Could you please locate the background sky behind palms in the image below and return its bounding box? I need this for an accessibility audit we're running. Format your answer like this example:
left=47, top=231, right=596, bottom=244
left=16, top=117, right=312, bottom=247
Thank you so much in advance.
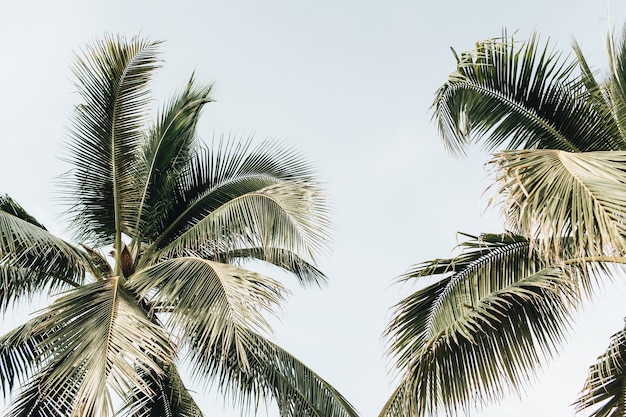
left=2, top=1, right=626, bottom=416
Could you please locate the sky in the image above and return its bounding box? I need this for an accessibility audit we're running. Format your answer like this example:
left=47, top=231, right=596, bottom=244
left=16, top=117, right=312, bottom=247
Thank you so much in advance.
left=2, top=1, right=626, bottom=416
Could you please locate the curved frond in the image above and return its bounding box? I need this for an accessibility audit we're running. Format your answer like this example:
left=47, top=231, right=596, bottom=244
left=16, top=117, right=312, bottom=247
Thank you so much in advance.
left=383, top=233, right=585, bottom=416
left=118, top=363, right=203, bottom=417
left=130, top=257, right=286, bottom=371
left=195, top=327, right=359, bottom=417
left=142, top=139, right=330, bottom=262
left=134, top=76, right=214, bottom=242
left=0, top=317, right=48, bottom=399
left=434, top=32, right=620, bottom=156
left=574, top=325, right=626, bottom=417
left=0, top=205, right=88, bottom=303
left=153, top=180, right=330, bottom=267
left=14, top=279, right=174, bottom=416
left=64, top=34, right=162, bottom=247
left=492, top=149, right=626, bottom=260
left=218, top=247, right=328, bottom=287
left=7, top=365, right=80, bottom=417
left=378, top=382, right=408, bottom=417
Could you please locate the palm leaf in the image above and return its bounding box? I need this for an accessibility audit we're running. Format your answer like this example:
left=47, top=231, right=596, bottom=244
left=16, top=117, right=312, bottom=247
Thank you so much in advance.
left=64, top=34, right=161, bottom=249
left=0, top=204, right=87, bottom=300
left=7, top=365, right=80, bottom=417
left=118, top=363, right=203, bottom=417
left=383, top=233, right=585, bottom=416
left=134, top=76, right=214, bottom=243
left=196, top=327, right=359, bottom=417
left=15, top=279, right=174, bottom=416
left=574, top=325, right=626, bottom=417
left=434, top=32, right=620, bottom=156
left=0, top=317, right=49, bottom=398
left=491, top=149, right=626, bottom=260
left=142, top=139, right=329, bottom=261
left=151, top=179, right=330, bottom=268
left=218, top=247, right=328, bottom=287
left=130, top=257, right=286, bottom=372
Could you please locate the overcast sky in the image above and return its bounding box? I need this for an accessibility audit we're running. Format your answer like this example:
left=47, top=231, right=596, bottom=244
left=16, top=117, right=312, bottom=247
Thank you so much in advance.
left=2, top=1, right=626, bottom=416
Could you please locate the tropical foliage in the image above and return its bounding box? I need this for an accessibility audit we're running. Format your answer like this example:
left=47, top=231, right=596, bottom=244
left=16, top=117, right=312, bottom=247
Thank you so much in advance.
left=0, top=34, right=359, bottom=417
left=382, top=28, right=626, bottom=417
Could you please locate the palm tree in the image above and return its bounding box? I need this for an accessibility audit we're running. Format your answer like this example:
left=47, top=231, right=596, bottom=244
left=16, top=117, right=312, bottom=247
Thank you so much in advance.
left=0, top=34, right=358, bottom=417
left=381, top=28, right=626, bottom=417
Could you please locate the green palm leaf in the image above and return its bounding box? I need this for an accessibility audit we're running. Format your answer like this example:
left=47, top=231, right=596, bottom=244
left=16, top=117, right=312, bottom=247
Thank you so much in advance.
left=0, top=200, right=87, bottom=300
left=383, top=233, right=585, bottom=416
left=152, top=179, right=330, bottom=267
left=118, top=363, right=203, bottom=417
left=199, top=327, right=359, bottom=417
left=0, top=317, right=48, bottom=398
left=64, top=34, right=161, bottom=251
left=219, top=247, right=328, bottom=287
left=130, top=257, right=286, bottom=371
left=434, top=32, right=620, bottom=156
left=7, top=365, right=80, bottom=417
left=13, top=280, right=174, bottom=416
left=492, top=149, right=626, bottom=260
left=143, top=139, right=328, bottom=259
left=135, top=76, right=214, bottom=243
left=574, top=324, right=626, bottom=417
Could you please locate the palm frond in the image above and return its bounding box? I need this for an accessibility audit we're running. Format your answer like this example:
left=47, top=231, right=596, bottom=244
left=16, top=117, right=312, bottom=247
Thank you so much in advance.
left=0, top=194, right=48, bottom=230
left=7, top=365, right=80, bottom=417
left=151, top=180, right=330, bottom=268
left=0, top=205, right=88, bottom=300
left=434, top=32, right=620, bottom=156
left=383, top=233, right=585, bottom=416
left=217, top=247, right=328, bottom=287
left=64, top=34, right=162, bottom=248
left=130, top=257, right=286, bottom=372
left=16, top=279, right=174, bottom=416
left=491, top=149, right=626, bottom=260
left=142, top=138, right=328, bottom=258
left=195, top=327, right=359, bottom=417
left=378, top=382, right=408, bottom=417
left=134, top=76, right=214, bottom=243
left=0, top=317, right=48, bottom=399
left=118, top=363, right=203, bottom=417
left=574, top=324, right=626, bottom=417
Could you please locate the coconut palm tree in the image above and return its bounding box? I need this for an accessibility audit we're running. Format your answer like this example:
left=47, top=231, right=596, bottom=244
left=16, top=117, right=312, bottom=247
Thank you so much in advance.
left=0, top=34, right=358, bottom=417
left=381, top=28, right=626, bottom=417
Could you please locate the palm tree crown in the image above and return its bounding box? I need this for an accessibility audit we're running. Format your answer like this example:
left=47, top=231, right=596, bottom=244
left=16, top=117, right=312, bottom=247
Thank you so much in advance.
left=381, top=28, right=626, bottom=417
left=0, top=34, right=358, bottom=417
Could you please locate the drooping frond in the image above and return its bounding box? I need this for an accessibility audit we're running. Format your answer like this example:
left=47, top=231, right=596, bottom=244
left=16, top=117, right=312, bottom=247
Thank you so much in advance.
left=434, top=32, right=620, bottom=156
left=0, top=200, right=87, bottom=303
left=491, top=149, right=626, bottom=260
left=135, top=76, right=214, bottom=243
left=7, top=364, right=80, bottom=417
left=150, top=179, right=330, bottom=268
left=11, top=279, right=174, bottom=416
left=130, top=257, right=286, bottom=373
left=218, top=247, right=328, bottom=287
left=574, top=324, right=626, bottom=417
left=383, top=233, right=585, bottom=417
left=198, top=327, right=359, bottom=417
left=0, top=317, right=47, bottom=399
left=64, top=34, right=162, bottom=247
left=118, top=363, right=203, bottom=417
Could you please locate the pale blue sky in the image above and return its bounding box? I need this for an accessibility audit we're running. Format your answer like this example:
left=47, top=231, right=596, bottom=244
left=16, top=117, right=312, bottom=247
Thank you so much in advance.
left=2, top=1, right=626, bottom=416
